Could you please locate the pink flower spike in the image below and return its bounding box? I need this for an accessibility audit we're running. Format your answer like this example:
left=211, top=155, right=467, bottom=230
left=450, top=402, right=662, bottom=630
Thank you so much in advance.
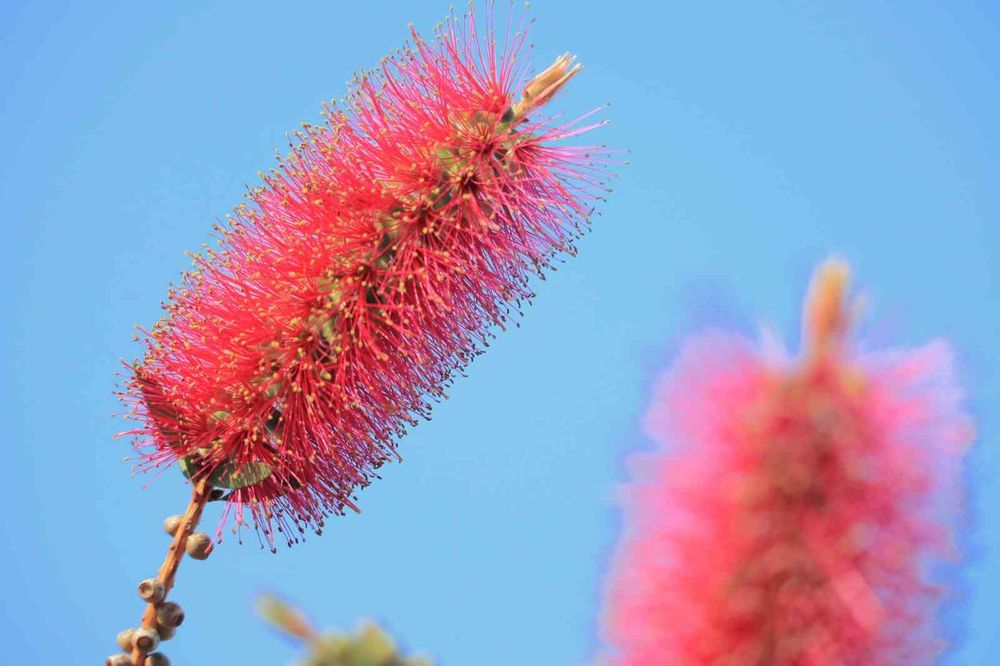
left=118, top=4, right=611, bottom=550
left=600, top=259, right=974, bottom=665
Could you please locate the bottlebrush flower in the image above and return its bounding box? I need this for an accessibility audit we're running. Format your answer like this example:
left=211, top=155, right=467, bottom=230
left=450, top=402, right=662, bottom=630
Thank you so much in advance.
left=600, top=259, right=973, bottom=665
left=119, top=7, right=609, bottom=550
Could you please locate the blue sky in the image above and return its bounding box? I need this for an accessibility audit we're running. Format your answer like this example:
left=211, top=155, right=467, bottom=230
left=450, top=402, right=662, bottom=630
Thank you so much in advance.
left=1, top=1, right=997, bottom=664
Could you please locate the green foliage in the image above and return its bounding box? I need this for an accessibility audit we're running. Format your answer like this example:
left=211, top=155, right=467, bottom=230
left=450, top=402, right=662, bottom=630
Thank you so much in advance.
left=257, top=595, right=315, bottom=641
left=209, top=460, right=273, bottom=489
left=256, top=595, right=432, bottom=666
left=300, top=623, right=432, bottom=666
left=179, top=450, right=273, bottom=489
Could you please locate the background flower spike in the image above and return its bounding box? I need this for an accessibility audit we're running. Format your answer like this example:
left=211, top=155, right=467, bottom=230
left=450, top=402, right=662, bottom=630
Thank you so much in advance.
left=600, top=257, right=974, bottom=665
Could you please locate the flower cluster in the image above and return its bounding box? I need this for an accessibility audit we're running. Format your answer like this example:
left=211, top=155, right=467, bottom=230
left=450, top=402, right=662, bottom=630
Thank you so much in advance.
left=601, top=260, right=972, bottom=665
left=121, top=8, right=607, bottom=549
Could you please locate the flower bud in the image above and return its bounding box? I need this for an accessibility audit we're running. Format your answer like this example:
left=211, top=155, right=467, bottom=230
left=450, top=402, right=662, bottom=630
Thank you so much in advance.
left=133, top=627, right=159, bottom=653
left=115, top=628, right=135, bottom=651
left=157, top=601, right=185, bottom=628
left=106, top=654, right=131, bottom=666
left=512, top=53, right=582, bottom=120
left=163, top=514, right=183, bottom=536
left=146, top=653, right=171, bottom=666
left=156, top=623, right=176, bottom=641
left=185, top=532, right=213, bottom=560
left=138, top=578, right=165, bottom=603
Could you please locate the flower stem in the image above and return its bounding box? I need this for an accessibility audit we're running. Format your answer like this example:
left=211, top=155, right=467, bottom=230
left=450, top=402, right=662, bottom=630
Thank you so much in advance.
left=131, top=477, right=213, bottom=665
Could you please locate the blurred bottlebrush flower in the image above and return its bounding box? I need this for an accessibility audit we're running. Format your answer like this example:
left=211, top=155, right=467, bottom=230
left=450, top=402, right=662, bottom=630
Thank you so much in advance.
left=600, top=259, right=973, bottom=665
left=118, top=6, right=609, bottom=550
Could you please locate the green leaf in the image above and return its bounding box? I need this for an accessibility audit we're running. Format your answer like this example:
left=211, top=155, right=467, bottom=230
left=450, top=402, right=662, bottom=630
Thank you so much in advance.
left=137, top=374, right=185, bottom=448
left=432, top=189, right=453, bottom=210
left=178, top=446, right=213, bottom=479
left=264, top=408, right=282, bottom=434
left=178, top=455, right=200, bottom=479
left=209, top=461, right=273, bottom=489
left=320, top=317, right=337, bottom=341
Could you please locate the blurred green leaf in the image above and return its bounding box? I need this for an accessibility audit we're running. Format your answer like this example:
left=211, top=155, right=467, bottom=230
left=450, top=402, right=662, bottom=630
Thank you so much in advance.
left=257, top=595, right=315, bottom=641
left=256, top=595, right=433, bottom=666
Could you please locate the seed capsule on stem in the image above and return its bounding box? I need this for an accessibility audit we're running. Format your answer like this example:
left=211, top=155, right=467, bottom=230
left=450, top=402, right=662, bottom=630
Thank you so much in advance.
left=106, top=654, right=131, bottom=666
left=133, top=627, right=160, bottom=653
left=115, top=628, right=135, bottom=651
left=156, top=624, right=176, bottom=641
left=185, top=532, right=213, bottom=560
left=137, top=578, right=165, bottom=603
left=156, top=601, right=185, bottom=628
left=163, top=514, right=183, bottom=536
left=146, top=653, right=171, bottom=666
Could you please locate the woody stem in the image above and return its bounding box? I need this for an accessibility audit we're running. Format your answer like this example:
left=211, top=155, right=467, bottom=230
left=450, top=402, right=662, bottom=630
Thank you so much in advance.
left=131, top=477, right=213, bottom=665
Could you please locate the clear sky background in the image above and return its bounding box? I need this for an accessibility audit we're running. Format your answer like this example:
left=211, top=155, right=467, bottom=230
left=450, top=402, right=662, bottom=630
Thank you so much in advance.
left=1, top=1, right=998, bottom=664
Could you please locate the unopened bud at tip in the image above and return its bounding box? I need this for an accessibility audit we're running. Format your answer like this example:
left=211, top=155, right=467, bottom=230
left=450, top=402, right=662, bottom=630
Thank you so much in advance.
left=512, top=52, right=583, bottom=121
left=804, top=257, right=852, bottom=358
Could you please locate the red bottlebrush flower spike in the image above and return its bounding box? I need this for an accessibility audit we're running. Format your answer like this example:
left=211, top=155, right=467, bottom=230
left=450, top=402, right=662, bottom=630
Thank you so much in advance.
left=119, top=7, right=609, bottom=550
left=600, top=259, right=973, bottom=665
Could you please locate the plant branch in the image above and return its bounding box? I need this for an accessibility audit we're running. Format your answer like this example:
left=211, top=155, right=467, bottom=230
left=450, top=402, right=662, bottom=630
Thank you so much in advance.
left=131, top=477, right=212, bottom=665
